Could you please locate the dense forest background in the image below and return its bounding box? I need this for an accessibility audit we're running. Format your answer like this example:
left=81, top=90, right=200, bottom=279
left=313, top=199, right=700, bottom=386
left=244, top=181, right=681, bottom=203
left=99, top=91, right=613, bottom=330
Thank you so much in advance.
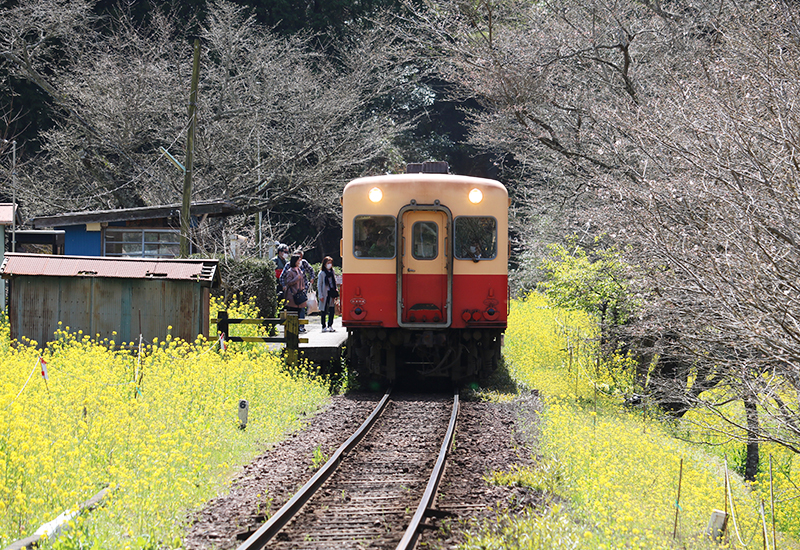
left=0, top=0, right=437, bottom=259
left=4, top=0, right=800, bottom=477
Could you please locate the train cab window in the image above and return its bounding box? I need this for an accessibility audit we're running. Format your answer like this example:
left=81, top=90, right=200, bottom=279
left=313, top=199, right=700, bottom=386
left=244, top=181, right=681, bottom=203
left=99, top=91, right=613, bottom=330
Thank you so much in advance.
left=454, top=216, right=497, bottom=261
left=354, top=215, right=396, bottom=258
left=412, top=221, right=438, bottom=260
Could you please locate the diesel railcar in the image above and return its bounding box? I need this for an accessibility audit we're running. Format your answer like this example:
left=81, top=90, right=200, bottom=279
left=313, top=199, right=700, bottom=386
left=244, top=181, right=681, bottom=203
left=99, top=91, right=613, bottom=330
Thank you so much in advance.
left=341, top=162, right=508, bottom=383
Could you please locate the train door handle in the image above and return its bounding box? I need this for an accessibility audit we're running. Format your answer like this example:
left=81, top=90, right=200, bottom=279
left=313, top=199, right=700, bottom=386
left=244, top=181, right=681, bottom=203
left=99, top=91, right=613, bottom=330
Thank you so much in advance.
left=407, top=268, right=416, bottom=272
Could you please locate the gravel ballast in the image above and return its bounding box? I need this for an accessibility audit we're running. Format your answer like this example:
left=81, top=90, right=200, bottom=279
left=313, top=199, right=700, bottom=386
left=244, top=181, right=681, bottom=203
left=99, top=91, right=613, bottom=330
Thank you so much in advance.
left=184, top=390, right=542, bottom=550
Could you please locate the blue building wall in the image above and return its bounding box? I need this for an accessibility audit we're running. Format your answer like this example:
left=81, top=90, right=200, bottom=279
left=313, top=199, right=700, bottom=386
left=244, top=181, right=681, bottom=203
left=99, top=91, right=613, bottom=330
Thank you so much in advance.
left=60, top=226, right=102, bottom=256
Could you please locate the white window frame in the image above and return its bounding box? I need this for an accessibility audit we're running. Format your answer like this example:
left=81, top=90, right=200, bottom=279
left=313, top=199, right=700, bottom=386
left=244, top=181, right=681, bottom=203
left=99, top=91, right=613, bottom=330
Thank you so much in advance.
left=103, top=228, right=182, bottom=258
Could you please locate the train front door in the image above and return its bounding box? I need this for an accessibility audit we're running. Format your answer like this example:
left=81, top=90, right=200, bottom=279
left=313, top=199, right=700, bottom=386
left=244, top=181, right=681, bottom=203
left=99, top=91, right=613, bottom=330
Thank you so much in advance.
left=399, top=208, right=452, bottom=327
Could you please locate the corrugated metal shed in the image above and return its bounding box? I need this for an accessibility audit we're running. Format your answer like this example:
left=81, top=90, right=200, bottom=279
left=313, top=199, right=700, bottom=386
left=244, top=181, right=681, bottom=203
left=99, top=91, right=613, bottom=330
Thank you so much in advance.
left=1, top=254, right=219, bottom=346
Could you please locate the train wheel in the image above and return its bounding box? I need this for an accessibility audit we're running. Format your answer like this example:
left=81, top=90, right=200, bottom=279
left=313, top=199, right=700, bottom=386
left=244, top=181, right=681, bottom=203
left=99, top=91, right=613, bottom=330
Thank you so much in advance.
left=346, top=330, right=392, bottom=391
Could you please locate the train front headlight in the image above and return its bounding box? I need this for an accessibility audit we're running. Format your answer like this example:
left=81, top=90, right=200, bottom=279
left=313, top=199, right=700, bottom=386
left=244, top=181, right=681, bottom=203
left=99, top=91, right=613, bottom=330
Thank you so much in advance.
left=368, top=187, right=383, bottom=202
left=468, top=188, right=483, bottom=204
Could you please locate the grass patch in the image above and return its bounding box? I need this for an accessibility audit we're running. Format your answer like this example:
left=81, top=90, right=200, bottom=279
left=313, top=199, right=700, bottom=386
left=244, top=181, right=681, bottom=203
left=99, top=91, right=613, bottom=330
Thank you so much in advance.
left=463, top=504, right=587, bottom=549
left=311, top=445, right=330, bottom=470
left=464, top=357, right=519, bottom=403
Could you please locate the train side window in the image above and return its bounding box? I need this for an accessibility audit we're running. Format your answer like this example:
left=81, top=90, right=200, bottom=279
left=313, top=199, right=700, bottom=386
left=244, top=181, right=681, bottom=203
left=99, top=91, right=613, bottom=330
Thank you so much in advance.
left=412, top=221, right=438, bottom=260
left=454, top=216, right=497, bottom=261
left=354, top=215, right=396, bottom=258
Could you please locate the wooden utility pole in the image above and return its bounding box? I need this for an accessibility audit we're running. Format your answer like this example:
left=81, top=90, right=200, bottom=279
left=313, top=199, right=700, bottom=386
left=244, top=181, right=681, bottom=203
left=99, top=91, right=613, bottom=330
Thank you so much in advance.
left=181, top=39, right=201, bottom=258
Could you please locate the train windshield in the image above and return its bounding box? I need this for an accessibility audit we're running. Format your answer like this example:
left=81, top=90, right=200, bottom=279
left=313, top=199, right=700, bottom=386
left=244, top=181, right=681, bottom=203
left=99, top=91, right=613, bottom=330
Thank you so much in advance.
left=354, top=215, right=396, bottom=258
left=454, top=216, right=497, bottom=261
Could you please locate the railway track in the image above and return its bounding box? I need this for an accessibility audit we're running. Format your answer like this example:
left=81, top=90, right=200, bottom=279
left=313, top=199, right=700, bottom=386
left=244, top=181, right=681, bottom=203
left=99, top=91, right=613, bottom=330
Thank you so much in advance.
left=236, top=390, right=459, bottom=550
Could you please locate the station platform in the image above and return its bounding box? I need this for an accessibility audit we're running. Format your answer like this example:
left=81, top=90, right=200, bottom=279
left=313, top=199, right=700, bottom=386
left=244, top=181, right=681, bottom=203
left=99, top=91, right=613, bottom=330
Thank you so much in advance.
left=272, top=314, right=348, bottom=367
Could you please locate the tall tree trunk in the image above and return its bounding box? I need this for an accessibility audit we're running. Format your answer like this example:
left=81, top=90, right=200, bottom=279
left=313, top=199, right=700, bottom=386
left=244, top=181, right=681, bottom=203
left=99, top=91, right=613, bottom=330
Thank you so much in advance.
left=744, top=394, right=760, bottom=482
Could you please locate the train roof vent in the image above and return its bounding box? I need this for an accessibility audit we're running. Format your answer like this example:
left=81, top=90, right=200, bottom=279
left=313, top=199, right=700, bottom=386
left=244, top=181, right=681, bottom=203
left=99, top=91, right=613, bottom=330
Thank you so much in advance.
left=406, top=161, right=450, bottom=174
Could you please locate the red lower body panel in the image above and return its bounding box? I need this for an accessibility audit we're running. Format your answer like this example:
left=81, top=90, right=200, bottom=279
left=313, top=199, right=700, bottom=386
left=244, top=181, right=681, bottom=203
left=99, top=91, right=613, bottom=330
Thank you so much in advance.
left=452, top=274, right=507, bottom=329
left=401, top=273, right=447, bottom=324
left=342, top=273, right=507, bottom=329
left=342, top=273, right=398, bottom=327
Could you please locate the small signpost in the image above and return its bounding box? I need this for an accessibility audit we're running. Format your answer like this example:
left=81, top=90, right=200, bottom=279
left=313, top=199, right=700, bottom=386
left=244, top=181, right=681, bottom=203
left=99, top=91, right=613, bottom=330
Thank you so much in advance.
left=707, top=509, right=728, bottom=542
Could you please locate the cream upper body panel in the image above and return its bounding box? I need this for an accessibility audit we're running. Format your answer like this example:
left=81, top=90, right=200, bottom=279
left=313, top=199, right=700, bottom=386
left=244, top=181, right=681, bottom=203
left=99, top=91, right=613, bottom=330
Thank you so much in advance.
left=342, top=173, right=508, bottom=275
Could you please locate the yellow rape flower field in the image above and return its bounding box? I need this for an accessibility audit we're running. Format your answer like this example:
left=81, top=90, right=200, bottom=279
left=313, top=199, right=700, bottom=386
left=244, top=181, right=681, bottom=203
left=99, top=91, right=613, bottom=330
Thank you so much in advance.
left=4, top=291, right=800, bottom=550
left=0, top=297, right=329, bottom=549
left=469, top=293, right=800, bottom=550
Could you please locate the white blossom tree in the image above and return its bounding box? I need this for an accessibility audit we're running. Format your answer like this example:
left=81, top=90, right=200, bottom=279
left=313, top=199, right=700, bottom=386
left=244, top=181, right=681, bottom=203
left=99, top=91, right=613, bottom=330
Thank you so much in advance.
left=0, top=0, right=409, bottom=239
left=397, top=0, right=800, bottom=476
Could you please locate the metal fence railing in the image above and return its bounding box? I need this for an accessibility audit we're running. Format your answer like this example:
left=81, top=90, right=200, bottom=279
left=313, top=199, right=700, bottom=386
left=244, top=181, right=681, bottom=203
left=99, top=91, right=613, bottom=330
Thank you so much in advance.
left=213, top=310, right=308, bottom=365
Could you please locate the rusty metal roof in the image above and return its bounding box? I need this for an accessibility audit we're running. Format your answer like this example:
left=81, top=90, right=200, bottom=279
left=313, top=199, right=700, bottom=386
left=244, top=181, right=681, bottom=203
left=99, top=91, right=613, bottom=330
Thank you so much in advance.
left=0, top=253, right=219, bottom=286
left=30, top=199, right=240, bottom=229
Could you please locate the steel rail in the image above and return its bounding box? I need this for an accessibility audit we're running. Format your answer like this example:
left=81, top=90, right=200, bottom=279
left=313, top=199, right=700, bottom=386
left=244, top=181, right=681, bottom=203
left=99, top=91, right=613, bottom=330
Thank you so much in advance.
left=235, top=389, right=392, bottom=550
left=396, top=389, right=460, bottom=550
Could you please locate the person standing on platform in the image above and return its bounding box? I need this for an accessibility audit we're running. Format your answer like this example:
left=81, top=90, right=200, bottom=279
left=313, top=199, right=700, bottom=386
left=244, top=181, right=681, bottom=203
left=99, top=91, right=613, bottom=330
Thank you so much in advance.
left=283, top=254, right=308, bottom=331
left=280, top=249, right=314, bottom=331
left=317, top=256, right=338, bottom=332
left=271, top=244, right=289, bottom=301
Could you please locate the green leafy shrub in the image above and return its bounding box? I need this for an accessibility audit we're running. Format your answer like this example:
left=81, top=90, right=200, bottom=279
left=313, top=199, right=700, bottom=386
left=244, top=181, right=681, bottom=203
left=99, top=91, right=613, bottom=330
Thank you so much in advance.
left=207, top=255, right=278, bottom=319
left=539, top=239, right=637, bottom=328
left=539, top=239, right=642, bottom=396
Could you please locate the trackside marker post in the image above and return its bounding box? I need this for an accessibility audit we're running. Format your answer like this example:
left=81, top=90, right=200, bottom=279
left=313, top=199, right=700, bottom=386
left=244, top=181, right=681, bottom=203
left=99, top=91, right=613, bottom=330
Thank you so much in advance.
left=39, top=356, right=49, bottom=392
left=706, top=510, right=728, bottom=542
left=238, top=399, right=248, bottom=429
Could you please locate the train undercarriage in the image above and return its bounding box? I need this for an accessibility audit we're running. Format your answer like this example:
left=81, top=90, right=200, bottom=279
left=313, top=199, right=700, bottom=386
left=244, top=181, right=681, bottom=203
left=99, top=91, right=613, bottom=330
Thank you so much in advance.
left=346, top=327, right=503, bottom=386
